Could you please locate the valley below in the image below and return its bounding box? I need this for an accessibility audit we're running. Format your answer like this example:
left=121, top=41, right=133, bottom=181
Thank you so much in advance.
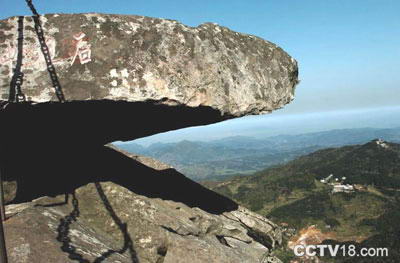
left=119, top=130, right=400, bottom=262
left=116, top=127, right=400, bottom=181
left=205, top=139, right=400, bottom=262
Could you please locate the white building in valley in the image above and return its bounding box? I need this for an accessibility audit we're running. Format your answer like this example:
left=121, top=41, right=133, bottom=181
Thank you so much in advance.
left=332, top=184, right=354, bottom=193
left=320, top=174, right=355, bottom=193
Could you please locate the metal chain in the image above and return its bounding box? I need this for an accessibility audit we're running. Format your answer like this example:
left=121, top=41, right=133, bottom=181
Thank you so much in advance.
left=25, top=0, right=66, bottom=103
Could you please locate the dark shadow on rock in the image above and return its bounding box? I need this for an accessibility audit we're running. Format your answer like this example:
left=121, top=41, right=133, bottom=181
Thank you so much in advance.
left=2, top=144, right=238, bottom=214
left=56, top=192, right=91, bottom=263
left=54, top=189, right=139, bottom=263
left=94, top=182, right=139, bottom=263
left=0, top=101, right=238, bottom=214
left=0, top=99, right=231, bottom=146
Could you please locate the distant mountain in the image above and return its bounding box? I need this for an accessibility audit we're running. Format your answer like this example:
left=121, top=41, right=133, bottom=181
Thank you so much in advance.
left=117, top=142, right=146, bottom=153
left=259, top=127, right=400, bottom=149
left=207, top=140, right=400, bottom=262
left=114, top=127, right=400, bottom=181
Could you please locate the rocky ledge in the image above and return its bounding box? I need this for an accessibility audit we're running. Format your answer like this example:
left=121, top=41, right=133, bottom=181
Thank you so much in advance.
left=0, top=13, right=298, bottom=146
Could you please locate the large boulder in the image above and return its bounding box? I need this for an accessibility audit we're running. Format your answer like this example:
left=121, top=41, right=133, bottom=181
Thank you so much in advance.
left=0, top=13, right=298, bottom=118
left=0, top=13, right=297, bottom=263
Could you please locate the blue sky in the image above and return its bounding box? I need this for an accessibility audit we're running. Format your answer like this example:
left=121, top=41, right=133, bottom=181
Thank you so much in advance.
left=1, top=0, right=399, bottom=144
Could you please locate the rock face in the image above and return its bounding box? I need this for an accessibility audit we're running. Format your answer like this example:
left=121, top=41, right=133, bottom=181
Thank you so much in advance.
left=4, top=147, right=283, bottom=263
left=0, top=12, right=298, bottom=263
left=0, top=13, right=298, bottom=117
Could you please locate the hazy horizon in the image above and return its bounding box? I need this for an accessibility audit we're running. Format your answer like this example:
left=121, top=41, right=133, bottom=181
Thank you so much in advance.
left=115, top=105, right=400, bottom=146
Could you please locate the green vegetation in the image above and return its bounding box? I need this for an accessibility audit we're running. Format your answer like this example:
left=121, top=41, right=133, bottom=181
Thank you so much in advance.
left=116, top=127, right=400, bottom=181
left=207, top=140, right=400, bottom=262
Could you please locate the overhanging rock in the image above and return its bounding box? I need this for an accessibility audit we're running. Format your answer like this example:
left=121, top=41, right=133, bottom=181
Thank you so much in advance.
left=0, top=13, right=298, bottom=119
left=0, top=13, right=296, bottom=262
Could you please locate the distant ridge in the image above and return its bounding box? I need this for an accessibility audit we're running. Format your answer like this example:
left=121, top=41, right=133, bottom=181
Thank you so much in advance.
left=115, top=127, right=400, bottom=180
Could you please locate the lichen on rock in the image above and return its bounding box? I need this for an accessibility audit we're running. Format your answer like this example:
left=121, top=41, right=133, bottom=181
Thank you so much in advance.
left=0, top=13, right=298, bottom=118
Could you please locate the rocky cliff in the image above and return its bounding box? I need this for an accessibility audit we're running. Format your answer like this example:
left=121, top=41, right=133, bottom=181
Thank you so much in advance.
left=0, top=12, right=298, bottom=263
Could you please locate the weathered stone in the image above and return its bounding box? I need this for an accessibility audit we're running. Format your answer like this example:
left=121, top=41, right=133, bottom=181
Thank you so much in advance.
left=5, top=205, right=132, bottom=263
left=0, top=13, right=298, bottom=117
left=4, top=148, right=283, bottom=263
left=0, top=12, right=297, bottom=263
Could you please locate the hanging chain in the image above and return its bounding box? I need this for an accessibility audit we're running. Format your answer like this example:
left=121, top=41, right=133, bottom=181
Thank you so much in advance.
left=25, top=0, right=66, bottom=103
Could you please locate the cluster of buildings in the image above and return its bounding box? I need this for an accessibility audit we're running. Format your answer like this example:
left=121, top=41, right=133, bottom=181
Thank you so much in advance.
left=375, top=138, right=390, bottom=149
left=319, top=174, right=355, bottom=193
